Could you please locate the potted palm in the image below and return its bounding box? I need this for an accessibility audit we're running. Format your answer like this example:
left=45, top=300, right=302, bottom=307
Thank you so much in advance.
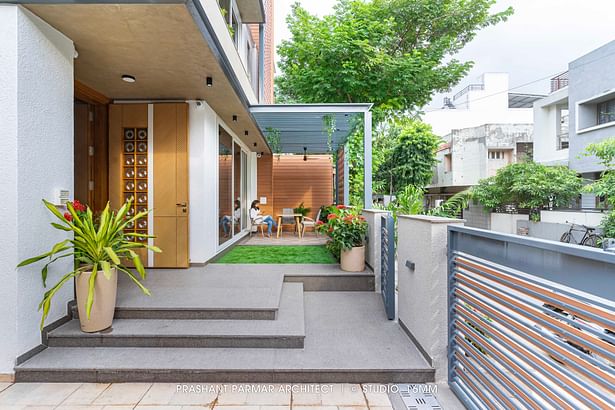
left=318, top=205, right=367, bottom=271
left=18, top=199, right=160, bottom=332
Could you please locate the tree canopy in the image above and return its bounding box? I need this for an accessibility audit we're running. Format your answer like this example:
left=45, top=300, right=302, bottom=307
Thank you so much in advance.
left=277, top=0, right=513, bottom=119
left=472, top=162, right=583, bottom=211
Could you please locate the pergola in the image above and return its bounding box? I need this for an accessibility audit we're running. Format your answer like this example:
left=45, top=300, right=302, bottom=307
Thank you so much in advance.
left=250, top=103, right=373, bottom=208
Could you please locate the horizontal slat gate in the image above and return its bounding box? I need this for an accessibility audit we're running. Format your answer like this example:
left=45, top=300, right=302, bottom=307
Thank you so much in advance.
left=381, top=214, right=395, bottom=320
left=447, top=226, right=615, bottom=409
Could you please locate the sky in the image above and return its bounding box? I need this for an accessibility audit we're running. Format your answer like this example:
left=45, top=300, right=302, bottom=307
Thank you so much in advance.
left=273, top=0, right=615, bottom=107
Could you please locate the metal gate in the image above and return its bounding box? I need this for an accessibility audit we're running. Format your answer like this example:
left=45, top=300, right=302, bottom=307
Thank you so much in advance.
left=381, top=213, right=395, bottom=320
left=448, top=226, right=615, bottom=409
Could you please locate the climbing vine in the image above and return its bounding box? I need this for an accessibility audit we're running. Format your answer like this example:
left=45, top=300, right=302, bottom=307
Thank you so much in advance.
left=265, top=127, right=282, bottom=155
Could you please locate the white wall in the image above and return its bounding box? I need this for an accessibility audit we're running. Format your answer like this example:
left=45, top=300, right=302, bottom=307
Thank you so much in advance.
left=188, top=101, right=219, bottom=263
left=533, top=87, right=569, bottom=166
left=0, top=5, right=74, bottom=374
left=540, top=210, right=605, bottom=228
left=423, top=73, right=534, bottom=137
left=490, top=213, right=528, bottom=235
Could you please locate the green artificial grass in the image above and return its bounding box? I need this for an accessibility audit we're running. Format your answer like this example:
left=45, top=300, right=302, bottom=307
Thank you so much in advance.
left=214, top=245, right=337, bottom=264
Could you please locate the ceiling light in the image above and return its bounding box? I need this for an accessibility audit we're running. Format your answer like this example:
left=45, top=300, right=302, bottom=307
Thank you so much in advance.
left=303, top=147, right=307, bottom=161
left=206, top=76, right=213, bottom=87
left=245, top=130, right=249, bottom=136
left=122, top=74, right=136, bottom=83
left=232, top=115, right=238, bottom=122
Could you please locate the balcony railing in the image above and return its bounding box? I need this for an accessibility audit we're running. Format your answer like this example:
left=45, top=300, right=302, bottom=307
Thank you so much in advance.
left=448, top=226, right=615, bottom=409
left=453, top=84, right=485, bottom=101
left=551, top=71, right=569, bottom=93
left=557, top=132, right=569, bottom=150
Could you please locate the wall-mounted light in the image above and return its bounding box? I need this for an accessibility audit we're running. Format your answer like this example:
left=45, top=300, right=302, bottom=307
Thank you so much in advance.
left=232, top=115, right=238, bottom=122
left=303, top=147, right=307, bottom=161
left=206, top=76, right=213, bottom=87
left=122, top=74, right=136, bottom=83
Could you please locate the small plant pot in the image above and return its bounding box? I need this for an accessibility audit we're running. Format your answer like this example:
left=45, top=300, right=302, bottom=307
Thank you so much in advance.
left=75, top=268, right=118, bottom=333
left=340, top=245, right=365, bottom=272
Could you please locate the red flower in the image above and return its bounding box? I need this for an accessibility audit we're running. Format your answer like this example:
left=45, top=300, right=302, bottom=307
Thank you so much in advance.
left=71, top=200, right=86, bottom=212
left=316, top=220, right=324, bottom=226
left=359, top=216, right=366, bottom=221
left=63, top=212, right=73, bottom=222
left=336, top=205, right=346, bottom=209
left=328, top=227, right=334, bottom=233
left=327, top=214, right=337, bottom=220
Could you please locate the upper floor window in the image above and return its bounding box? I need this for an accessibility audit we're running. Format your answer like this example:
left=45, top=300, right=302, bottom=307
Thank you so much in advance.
left=488, top=150, right=505, bottom=160
left=597, top=98, right=615, bottom=125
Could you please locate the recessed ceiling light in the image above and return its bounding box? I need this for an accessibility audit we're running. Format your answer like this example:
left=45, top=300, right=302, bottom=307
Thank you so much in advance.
left=122, top=74, right=136, bottom=83
left=206, top=76, right=213, bottom=87
left=232, top=115, right=238, bottom=122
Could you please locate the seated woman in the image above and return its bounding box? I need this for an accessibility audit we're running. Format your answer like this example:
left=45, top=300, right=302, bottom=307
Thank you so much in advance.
left=220, top=200, right=241, bottom=237
left=250, top=199, right=277, bottom=237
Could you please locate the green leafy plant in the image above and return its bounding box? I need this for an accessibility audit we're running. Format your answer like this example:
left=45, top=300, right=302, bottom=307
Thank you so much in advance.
left=317, top=205, right=368, bottom=258
left=265, top=127, right=282, bottom=154
left=472, top=162, right=583, bottom=218
left=18, top=199, right=161, bottom=328
left=583, top=137, right=615, bottom=239
left=293, top=202, right=311, bottom=217
left=601, top=211, right=615, bottom=240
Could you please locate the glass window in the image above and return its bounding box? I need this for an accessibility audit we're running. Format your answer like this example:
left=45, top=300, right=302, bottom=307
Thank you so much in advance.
left=241, top=151, right=248, bottom=230
left=218, top=127, right=233, bottom=245
left=233, top=142, right=242, bottom=236
left=597, top=98, right=615, bottom=125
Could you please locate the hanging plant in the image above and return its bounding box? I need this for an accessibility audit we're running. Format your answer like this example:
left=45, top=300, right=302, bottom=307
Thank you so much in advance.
left=322, top=114, right=336, bottom=153
left=265, top=127, right=282, bottom=157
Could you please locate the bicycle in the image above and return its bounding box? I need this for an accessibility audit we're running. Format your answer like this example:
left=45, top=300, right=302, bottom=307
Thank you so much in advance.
left=560, top=223, right=602, bottom=247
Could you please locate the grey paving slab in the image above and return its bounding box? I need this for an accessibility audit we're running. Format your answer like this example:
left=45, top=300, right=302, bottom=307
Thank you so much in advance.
left=117, top=267, right=284, bottom=310
left=17, top=292, right=433, bottom=383
left=50, top=284, right=305, bottom=348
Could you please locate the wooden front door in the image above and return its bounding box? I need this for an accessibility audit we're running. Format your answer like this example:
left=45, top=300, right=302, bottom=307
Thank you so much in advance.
left=153, top=103, right=189, bottom=268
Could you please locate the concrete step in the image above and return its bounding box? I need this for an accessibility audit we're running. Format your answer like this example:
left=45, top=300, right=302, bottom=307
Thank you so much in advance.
left=52, top=284, right=304, bottom=349
left=72, top=268, right=285, bottom=320
left=16, top=292, right=434, bottom=384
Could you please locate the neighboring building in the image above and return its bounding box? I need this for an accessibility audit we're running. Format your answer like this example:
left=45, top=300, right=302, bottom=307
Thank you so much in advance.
left=568, top=40, right=615, bottom=177
left=426, top=123, right=533, bottom=206
left=423, top=72, right=542, bottom=137
left=532, top=72, right=569, bottom=166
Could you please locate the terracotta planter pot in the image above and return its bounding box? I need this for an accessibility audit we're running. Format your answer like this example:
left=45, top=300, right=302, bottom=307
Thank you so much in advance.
left=340, top=245, right=365, bottom=272
left=75, top=268, right=118, bottom=333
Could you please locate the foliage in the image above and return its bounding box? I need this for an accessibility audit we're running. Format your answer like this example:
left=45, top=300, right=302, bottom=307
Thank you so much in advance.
left=601, top=212, right=615, bottom=240
left=277, top=0, right=513, bottom=121
left=317, top=205, right=368, bottom=257
left=265, top=127, right=282, bottom=154
left=429, top=190, right=473, bottom=218
left=583, top=137, right=615, bottom=238
left=322, top=114, right=336, bottom=153
left=214, top=245, right=336, bottom=264
left=17, top=199, right=160, bottom=328
left=472, top=162, right=583, bottom=213
left=374, top=119, right=441, bottom=195
left=293, top=202, right=311, bottom=217
left=583, top=137, right=615, bottom=204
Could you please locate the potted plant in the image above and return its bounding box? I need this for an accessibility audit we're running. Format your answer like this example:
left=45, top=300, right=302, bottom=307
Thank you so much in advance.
left=317, top=205, right=367, bottom=271
left=293, top=202, right=311, bottom=218
left=18, top=199, right=160, bottom=332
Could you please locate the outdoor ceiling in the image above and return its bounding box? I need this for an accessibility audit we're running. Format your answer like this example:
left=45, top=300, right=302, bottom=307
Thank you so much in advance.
left=24, top=3, right=268, bottom=152
left=250, top=104, right=372, bottom=154
left=508, top=92, right=546, bottom=109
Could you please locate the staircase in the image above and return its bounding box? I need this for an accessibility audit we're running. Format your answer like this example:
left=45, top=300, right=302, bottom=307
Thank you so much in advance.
left=15, top=264, right=434, bottom=383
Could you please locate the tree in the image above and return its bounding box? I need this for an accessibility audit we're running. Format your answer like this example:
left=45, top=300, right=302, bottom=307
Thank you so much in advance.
left=276, top=0, right=513, bottom=201
left=277, top=0, right=513, bottom=120
left=472, top=162, right=583, bottom=216
left=374, top=119, right=441, bottom=195
left=583, top=137, right=615, bottom=238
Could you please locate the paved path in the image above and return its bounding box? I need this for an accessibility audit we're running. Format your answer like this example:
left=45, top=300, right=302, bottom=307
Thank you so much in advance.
left=0, top=382, right=394, bottom=409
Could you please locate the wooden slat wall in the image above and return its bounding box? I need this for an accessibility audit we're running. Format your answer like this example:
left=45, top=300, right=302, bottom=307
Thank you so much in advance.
left=336, top=148, right=345, bottom=205
left=272, top=155, right=333, bottom=219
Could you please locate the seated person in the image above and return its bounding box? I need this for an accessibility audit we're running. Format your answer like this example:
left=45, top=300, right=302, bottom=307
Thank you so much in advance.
left=250, top=200, right=277, bottom=237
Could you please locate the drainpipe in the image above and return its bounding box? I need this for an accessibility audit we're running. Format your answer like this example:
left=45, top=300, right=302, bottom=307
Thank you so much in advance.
left=258, top=23, right=265, bottom=103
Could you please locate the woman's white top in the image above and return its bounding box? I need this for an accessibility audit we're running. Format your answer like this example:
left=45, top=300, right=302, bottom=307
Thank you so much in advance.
left=250, top=207, right=262, bottom=223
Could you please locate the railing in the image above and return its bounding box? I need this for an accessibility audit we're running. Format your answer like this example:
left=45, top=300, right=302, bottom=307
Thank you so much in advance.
left=551, top=71, right=569, bottom=93
left=453, top=84, right=485, bottom=101
left=381, top=214, right=396, bottom=320
left=557, top=132, right=569, bottom=150
left=448, top=226, right=615, bottom=409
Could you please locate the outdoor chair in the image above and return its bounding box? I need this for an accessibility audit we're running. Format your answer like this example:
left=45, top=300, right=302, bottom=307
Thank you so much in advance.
left=301, top=208, right=322, bottom=236
left=279, top=207, right=298, bottom=236
left=249, top=218, right=267, bottom=238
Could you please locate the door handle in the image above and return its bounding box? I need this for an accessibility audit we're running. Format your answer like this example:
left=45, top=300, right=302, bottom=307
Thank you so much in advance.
left=176, top=202, right=187, bottom=207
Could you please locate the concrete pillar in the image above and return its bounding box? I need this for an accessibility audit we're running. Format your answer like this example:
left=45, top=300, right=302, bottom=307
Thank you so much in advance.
left=397, top=215, right=464, bottom=383
left=362, top=209, right=390, bottom=293
left=0, top=5, right=74, bottom=377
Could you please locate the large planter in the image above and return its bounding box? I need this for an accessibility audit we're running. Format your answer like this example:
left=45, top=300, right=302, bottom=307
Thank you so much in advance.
left=75, top=268, right=118, bottom=332
left=341, top=245, right=365, bottom=272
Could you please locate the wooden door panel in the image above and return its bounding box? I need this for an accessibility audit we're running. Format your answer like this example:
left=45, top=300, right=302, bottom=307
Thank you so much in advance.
left=153, top=216, right=177, bottom=267
left=154, top=104, right=178, bottom=217
left=74, top=103, right=90, bottom=204
left=177, top=216, right=189, bottom=268
left=176, top=104, right=189, bottom=217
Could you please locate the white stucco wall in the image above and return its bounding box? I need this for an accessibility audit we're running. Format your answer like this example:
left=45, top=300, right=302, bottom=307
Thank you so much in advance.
left=0, top=5, right=74, bottom=374
left=533, top=87, right=569, bottom=166
left=490, top=213, right=528, bottom=235
left=188, top=101, right=219, bottom=263
left=540, top=210, right=605, bottom=228
left=397, top=215, right=464, bottom=383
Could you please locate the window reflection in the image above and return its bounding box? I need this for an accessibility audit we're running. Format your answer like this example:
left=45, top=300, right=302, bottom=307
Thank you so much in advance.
left=218, top=128, right=233, bottom=244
